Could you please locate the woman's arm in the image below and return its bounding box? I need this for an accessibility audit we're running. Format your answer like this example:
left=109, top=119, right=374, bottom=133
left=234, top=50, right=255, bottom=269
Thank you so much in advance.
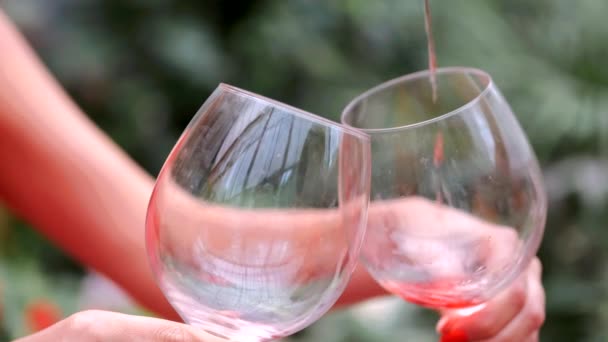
left=0, top=10, right=386, bottom=318
left=0, top=10, right=179, bottom=320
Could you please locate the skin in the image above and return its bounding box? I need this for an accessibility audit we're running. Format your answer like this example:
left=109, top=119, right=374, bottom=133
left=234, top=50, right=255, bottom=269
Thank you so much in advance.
left=13, top=310, right=225, bottom=342
left=0, top=10, right=544, bottom=341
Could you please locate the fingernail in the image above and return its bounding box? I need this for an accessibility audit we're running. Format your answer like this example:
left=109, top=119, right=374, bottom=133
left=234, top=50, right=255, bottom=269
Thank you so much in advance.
left=440, top=329, right=468, bottom=342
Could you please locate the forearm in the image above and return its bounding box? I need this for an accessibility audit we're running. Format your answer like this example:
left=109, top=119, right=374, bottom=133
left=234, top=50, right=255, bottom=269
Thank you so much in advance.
left=0, top=11, right=178, bottom=320
left=154, top=179, right=388, bottom=310
left=0, top=9, right=385, bottom=318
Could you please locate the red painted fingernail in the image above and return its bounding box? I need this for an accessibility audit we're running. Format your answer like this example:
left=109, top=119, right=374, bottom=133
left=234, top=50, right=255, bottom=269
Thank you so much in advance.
left=440, top=329, right=468, bottom=342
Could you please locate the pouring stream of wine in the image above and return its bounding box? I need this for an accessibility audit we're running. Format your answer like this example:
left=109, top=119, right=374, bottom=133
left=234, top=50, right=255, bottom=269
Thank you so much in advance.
left=424, top=0, right=446, bottom=207
left=424, top=0, right=438, bottom=103
left=425, top=4, right=488, bottom=337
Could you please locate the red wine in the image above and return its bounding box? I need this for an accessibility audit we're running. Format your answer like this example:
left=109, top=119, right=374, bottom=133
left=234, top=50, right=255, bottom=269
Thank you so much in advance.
left=424, top=0, right=438, bottom=102
left=433, top=132, right=446, bottom=204
left=381, top=279, right=484, bottom=309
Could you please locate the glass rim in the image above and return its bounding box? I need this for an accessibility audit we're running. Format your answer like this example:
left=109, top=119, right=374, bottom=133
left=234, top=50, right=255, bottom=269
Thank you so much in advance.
left=218, top=83, right=370, bottom=141
left=341, top=66, right=494, bottom=134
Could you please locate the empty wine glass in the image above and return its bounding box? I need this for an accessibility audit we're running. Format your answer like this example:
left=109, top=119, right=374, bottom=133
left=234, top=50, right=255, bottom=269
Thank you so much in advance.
left=146, top=84, right=371, bottom=341
left=341, top=67, right=546, bottom=314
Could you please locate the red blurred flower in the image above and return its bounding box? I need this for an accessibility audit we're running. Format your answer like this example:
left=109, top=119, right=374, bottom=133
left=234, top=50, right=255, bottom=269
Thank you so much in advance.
left=25, top=299, right=62, bottom=332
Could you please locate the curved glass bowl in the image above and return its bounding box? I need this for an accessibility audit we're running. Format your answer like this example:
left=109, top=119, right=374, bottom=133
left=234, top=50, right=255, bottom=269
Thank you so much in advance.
left=341, top=67, right=546, bottom=310
left=147, top=84, right=371, bottom=341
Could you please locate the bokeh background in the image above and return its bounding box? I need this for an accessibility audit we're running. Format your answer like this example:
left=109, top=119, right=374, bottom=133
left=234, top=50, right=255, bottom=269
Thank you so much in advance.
left=1, top=0, right=607, bottom=341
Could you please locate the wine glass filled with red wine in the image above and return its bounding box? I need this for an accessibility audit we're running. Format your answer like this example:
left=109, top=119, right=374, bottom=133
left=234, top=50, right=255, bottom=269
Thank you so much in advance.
left=341, top=67, right=546, bottom=315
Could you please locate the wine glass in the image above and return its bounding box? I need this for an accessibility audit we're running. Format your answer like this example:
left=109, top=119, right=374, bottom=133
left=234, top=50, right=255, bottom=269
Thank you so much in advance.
left=341, top=67, right=546, bottom=314
left=146, top=84, right=371, bottom=341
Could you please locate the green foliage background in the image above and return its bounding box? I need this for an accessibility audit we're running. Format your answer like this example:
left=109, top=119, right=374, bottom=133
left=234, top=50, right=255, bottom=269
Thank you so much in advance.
left=2, top=1, right=607, bottom=341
